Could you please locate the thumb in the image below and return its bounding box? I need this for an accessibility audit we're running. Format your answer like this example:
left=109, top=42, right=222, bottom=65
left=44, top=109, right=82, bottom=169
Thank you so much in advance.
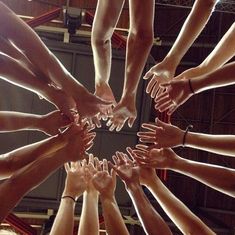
left=143, top=69, right=153, bottom=80
left=159, top=82, right=170, bottom=88
left=155, top=118, right=167, bottom=127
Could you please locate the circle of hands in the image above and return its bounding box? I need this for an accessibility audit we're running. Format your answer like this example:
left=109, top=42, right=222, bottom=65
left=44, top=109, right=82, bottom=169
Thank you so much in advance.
left=46, top=59, right=190, bottom=191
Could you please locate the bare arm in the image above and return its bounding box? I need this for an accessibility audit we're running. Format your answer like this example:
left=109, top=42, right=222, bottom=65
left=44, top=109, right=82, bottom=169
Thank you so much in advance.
left=110, top=152, right=172, bottom=235
left=133, top=147, right=235, bottom=198
left=78, top=156, right=99, bottom=235
left=50, top=162, right=86, bottom=235
left=144, top=0, right=217, bottom=98
left=175, top=22, right=235, bottom=80
left=92, top=159, right=129, bottom=235
left=0, top=110, right=71, bottom=136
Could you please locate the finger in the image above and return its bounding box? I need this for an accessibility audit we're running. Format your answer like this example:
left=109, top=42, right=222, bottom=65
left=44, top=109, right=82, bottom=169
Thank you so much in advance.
left=109, top=123, right=117, bottom=132
left=89, top=154, right=94, bottom=165
left=116, top=152, right=125, bottom=164
left=155, top=86, right=165, bottom=99
left=106, top=119, right=112, bottom=127
left=146, top=77, right=157, bottom=94
left=157, top=100, right=173, bottom=113
left=103, top=159, right=108, bottom=172
left=116, top=122, right=125, bottom=132
left=110, top=169, right=116, bottom=182
left=135, top=144, right=149, bottom=151
left=92, top=116, right=101, bottom=128
left=139, top=137, right=156, bottom=143
left=137, top=132, right=156, bottom=138
left=126, top=147, right=135, bottom=161
left=143, top=69, right=153, bottom=80
left=95, top=157, right=102, bottom=171
left=64, top=162, right=70, bottom=172
left=167, top=104, right=177, bottom=115
left=85, top=141, right=94, bottom=151
left=151, top=81, right=160, bottom=98
left=128, top=117, right=136, bottom=128
left=112, top=155, right=119, bottom=165
left=155, top=93, right=170, bottom=106
left=141, top=123, right=157, bottom=132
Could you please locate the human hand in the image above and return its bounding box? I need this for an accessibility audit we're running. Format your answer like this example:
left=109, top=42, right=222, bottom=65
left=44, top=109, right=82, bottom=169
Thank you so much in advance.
left=154, top=79, right=193, bottom=115
left=109, top=151, right=140, bottom=188
left=131, top=145, right=179, bottom=170
left=63, top=161, right=87, bottom=200
left=92, top=159, right=116, bottom=199
left=39, top=110, right=73, bottom=136
left=82, top=154, right=99, bottom=194
left=63, top=122, right=96, bottom=161
left=174, top=66, right=202, bottom=80
left=144, top=60, right=175, bottom=99
left=137, top=119, right=184, bottom=148
left=126, top=147, right=157, bottom=187
left=106, top=96, right=137, bottom=131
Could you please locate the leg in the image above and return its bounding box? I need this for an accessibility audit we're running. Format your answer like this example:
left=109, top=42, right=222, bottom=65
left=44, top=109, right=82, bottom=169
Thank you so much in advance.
left=91, top=0, right=125, bottom=106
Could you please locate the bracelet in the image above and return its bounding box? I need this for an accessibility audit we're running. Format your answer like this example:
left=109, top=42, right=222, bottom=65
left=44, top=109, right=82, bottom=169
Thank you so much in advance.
left=188, top=79, right=195, bottom=94
left=61, top=195, right=76, bottom=202
left=182, top=124, right=193, bottom=147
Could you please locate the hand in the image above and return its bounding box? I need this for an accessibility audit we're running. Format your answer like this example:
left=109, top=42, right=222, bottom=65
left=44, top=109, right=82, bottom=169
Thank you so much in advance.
left=154, top=79, right=193, bottom=115
left=63, top=161, right=87, bottom=199
left=40, top=110, right=72, bottom=136
left=106, top=96, right=137, bottom=131
left=144, top=60, right=175, bottom=99
left=95, top=82, right=117, bottom=120
left=64, top=122, right=96, bottom=161
left=82, top=154, right=99, bottom=194
left=131, top=145, right=179, bottom=170
left=109, top=151, right=140, bottom=188
left=72, top=89, right=112, bottom=119
left=92, top=159, right=116, bottom=199
left=126, top=147, right=157, bottom=187
left=137, top=119, right=184, bottom=148
left=174, top=66, right=202, bottom=80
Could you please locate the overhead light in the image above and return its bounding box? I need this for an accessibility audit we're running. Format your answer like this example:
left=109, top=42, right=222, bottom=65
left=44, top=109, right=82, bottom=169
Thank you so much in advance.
left=63, top=6, right=84, bottom=35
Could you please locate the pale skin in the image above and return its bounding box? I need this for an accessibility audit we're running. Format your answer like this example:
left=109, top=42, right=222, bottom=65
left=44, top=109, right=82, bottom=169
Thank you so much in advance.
left=144, top=0, right=217, bottom=99
left=0, top=110, right=72, bottom=136
left=0, top=128, right=93, bottom=223
left=109, top=151, right=172, bottom=235
left=92, top=158, right=129, bottom=235
left=174, top=22, right=235, bottom=81
left=50, top=162, right=87, bottom=235
left=92, top=0, right=154, bottom=131
left=0, top=123, right=96, bottom=179
left=0, top=2, right=111, bottom=121
left=155, top=31, right=235, bottom=114
left=126, top=148, right=215, bottom=235
left=138, top=118, right=235, bottom=157
left=131, top=146, right=235, bottom=198
left=77, top=155, right=99, bottom=235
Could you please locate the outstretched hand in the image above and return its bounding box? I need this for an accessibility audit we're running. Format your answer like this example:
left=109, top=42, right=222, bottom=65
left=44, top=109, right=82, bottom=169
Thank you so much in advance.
left=92, top=159, right=116, bottom=199
left=131, top=145, right=179, bottom=170
left=63, top=161, right=87, bottom=199
left=144, top=61, right=175, bottom=99
left=154, top=79, right=194, bottom=115
left=106, top=97, right=137, bottom=132
left=137, top=119, right=184, bottom=148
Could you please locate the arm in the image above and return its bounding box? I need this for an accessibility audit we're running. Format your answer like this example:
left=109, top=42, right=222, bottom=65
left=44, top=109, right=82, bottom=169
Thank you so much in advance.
left=0, top=110, right=71, bottom=136
left=110, top=152, right=171, bottom=235
left=92, top=158, right=129, bottom=235
left=147, top=175, right=215, bottom=235
left=154, top=61, right=235, bottom=114
left=77, top=155, right=99, bottom=235
left=50, top=162, right=86, bottom=235
left=132, top=146, right=235, bottom=197
left=0, top=123, right=95, bottom=222
left=144, top=0, right=217, bottom=98
left=175, top=22, right=235, bottom=80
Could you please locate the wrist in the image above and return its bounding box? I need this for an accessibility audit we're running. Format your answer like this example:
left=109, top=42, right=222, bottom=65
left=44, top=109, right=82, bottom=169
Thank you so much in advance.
left=61, top=195, right=76, bottom=203
left=126, top=182, right=141, bottom=192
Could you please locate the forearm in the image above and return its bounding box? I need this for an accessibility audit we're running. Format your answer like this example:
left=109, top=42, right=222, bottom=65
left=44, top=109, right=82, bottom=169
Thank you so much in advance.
left=122, top=33, right=153, bottom=99
left=165, top=0, right=216, bottom=67
left=78, top=191, right=99, bottom=235
left=0, top=111, right=42, bottom=132
left=100, top=195, right=129, bottom=235
left=191, top=62, right=235, bottom=94
left=147, top=178, right=214, bottom=235
left=50, top=198, right=76, bottom=235
left=127, top=183, right=171, bottom=235
left=185, top=131, right=235, bottom=157
left=0, top=149, right=66, bottom=222
left=1, top=133, right=67, bottom=179
left=171, top=157, right=235, bottom=197
left=198, top=22, right=235, bottom=73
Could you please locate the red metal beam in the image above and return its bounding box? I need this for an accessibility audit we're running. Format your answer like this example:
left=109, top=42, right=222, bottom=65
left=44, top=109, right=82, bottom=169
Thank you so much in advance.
left=85, top=11, right=126, bottom=50
left=26, top=7, right=61, bottom=28
left=4, top=213, right=37, bottom=235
